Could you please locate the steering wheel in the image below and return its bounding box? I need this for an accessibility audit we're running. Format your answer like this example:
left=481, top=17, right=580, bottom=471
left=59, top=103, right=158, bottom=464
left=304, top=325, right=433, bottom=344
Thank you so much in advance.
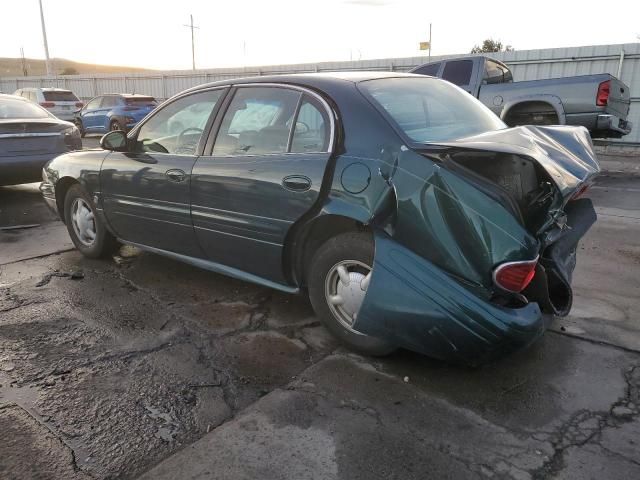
left=175, top=127, right=204, bottom=154
left=295, top=121, right=310, bottom=134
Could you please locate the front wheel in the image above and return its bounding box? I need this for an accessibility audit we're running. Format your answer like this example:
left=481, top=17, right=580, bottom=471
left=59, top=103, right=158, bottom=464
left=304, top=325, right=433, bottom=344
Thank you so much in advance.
left=308, top=232, right=396, bottom=356
left=110, top=119, right=124, bottom=131
left=64, top=184, right=118, bottom=258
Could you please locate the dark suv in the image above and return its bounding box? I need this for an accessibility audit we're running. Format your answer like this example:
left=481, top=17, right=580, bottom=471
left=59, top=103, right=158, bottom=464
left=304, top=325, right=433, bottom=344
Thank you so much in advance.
left=74, top=94, right=156, bottom=136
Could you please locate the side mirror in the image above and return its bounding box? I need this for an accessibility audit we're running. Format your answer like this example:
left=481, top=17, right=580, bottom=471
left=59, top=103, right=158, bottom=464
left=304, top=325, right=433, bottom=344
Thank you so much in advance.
left=100, top=130, right=128, bottom=152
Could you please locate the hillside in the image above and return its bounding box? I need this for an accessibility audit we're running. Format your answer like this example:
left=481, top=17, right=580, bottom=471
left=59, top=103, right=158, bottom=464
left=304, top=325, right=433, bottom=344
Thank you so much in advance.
left=0, top=57, right=155, bottom=77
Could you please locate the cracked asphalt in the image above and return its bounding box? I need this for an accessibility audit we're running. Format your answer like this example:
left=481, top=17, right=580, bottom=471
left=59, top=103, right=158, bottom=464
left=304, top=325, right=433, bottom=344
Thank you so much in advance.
left=1, top=147, right=639, bottom=479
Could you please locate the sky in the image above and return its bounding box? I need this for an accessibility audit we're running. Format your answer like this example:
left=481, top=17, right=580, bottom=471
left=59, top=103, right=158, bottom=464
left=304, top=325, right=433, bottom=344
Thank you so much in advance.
left=1, top=0, right=639, bottom=71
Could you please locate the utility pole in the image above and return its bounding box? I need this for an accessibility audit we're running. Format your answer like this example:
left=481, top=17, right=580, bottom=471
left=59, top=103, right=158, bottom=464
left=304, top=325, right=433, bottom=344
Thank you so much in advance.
left=38, top=0, right=52, bottom=76
left=428, top=23, right=432, bottom=61
left=183, top=14, right=199, bottom=70
left=20, top=47, right=28, bottom=76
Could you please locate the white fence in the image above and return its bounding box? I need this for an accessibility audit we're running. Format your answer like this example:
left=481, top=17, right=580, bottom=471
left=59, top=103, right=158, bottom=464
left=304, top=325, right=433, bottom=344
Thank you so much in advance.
left=2, top=43, right=639, bottom=144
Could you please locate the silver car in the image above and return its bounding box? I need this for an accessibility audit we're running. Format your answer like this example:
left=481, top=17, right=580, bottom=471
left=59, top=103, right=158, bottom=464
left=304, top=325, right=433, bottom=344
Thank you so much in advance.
left=13, top=87, right=84, bottom=122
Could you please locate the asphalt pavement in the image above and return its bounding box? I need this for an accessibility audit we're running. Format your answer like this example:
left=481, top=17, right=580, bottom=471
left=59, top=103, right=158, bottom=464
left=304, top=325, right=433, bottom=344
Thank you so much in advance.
left=0, top=145, right=639, bottom=479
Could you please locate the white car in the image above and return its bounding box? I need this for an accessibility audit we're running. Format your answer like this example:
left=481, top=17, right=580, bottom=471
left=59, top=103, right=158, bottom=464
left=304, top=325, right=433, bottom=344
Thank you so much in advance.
left=13, top=87, right=83, bottom=121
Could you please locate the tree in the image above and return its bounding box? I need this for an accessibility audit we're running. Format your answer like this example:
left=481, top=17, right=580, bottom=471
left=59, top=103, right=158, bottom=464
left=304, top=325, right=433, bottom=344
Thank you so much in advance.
left=471, top=39, right=513, bottom=54
left=60, top=67, right=79, bottom=75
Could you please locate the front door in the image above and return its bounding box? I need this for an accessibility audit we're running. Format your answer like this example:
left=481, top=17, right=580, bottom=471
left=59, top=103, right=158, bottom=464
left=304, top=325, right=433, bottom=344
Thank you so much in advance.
left=191, top=86, right=334, bottom=283
left=81, top=96, right=103, bottom=131
left=100, top=88, right=227, bottom=257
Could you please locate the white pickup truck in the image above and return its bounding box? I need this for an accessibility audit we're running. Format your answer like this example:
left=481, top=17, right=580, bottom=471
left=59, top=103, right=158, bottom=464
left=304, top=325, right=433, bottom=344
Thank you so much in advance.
left=411, top=55, right=632, bottom=138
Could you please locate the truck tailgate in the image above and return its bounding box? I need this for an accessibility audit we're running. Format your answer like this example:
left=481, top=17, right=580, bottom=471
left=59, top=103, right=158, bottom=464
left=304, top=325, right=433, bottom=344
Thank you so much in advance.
left=605, top=76, right=631, bottom=118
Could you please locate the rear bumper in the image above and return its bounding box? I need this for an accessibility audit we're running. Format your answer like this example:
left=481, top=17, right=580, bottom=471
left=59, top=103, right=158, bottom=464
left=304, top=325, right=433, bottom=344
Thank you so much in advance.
left=0, top=152, right=64, bottom=186
left=354, top=232, right=550, bottom=365
left=595, top=114, right=632, bottom=137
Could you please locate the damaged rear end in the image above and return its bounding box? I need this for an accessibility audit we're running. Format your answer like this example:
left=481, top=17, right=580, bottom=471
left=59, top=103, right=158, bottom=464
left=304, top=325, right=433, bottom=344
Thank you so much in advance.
left=354, top=125, right=599, bottom=364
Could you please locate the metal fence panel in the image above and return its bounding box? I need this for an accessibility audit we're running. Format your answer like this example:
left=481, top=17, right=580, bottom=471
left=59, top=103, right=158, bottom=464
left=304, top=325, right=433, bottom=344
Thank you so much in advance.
left=2, top=42, right=639, bottom=144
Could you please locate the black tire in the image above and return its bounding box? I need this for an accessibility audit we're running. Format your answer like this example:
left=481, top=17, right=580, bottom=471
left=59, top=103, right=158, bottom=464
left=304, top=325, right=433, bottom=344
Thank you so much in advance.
left=75, top=119, right=86, bottom=138
left=110, top=119, right=124, bottom=131
left=63, top=184, right=118, bottom=258
left=308, top=232, right=397, bottom=356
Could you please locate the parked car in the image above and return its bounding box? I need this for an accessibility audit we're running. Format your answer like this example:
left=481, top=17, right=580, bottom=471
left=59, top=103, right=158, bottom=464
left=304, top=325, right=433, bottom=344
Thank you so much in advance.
left=13, top=87, right=83, bottom=122
left=0, top=94, right=81, bottom=186
left=40, top=73, right=599, bottom=364
left=74, top=94, right=157, bottom=137
left=411, top=55, right=632, bottom=138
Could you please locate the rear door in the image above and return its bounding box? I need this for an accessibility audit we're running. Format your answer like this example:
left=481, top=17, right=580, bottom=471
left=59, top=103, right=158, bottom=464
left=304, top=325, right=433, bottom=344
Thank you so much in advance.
left=191, top=85, right=334, bottom=283
left=95, top=95, right=117, bottom=131
left=101, top=88, right=226, bottom=256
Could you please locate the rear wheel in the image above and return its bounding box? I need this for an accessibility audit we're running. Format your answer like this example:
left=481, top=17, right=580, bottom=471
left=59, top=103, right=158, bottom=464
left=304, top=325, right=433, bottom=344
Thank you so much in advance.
left=110, top=119, right=124, bottom=131
left=308, top=232, right=396, bottom=356
left=64, top=184, right=118, bottom=258
left=75, top=119, right=86, bottom=138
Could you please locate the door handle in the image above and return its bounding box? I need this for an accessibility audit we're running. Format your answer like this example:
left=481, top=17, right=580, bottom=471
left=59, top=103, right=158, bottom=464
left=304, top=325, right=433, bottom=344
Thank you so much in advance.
left=282, top=175, right=311, bottom=192
left=166, top=169, right=187, bottom=182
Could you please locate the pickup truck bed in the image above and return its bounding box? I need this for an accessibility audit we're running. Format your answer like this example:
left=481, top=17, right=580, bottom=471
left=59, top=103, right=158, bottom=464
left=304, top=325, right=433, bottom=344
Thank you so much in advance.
left=411, top=56, right=632, bottom=138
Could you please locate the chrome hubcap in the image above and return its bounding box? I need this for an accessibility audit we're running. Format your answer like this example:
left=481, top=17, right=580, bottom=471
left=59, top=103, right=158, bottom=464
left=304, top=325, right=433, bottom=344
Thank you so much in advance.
left=71, top=198, right=96, bottom=246
left=325, top=260, right=372, bottom=334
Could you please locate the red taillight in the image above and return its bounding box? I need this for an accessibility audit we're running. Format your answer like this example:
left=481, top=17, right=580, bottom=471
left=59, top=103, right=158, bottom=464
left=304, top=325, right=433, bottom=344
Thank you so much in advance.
left=75, top=102, right=84, bottom=108
left=596, top=80, right=610, bottom=106
left=40, top=101, right=55, bottom=108
left=493, top=257, right=538, bottom=293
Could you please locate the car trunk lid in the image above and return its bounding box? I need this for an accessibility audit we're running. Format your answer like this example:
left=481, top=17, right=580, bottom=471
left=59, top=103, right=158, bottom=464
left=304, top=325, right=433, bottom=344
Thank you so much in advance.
left=432, top=125, right=600, bottom=206
left=0, top=119, right=66, bottom=157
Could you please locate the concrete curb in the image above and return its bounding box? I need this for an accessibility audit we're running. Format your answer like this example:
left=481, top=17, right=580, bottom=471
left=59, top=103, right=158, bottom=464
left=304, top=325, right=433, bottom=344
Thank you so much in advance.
left=597, top=154, right=640, bottom=175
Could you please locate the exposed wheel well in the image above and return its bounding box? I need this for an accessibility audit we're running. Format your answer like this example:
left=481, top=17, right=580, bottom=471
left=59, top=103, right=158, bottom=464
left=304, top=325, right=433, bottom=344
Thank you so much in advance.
left=503, top=101, right=559, bottom=127
left=54, top=177, right=79, bottom=223
left=288, top=215, right=372, bottom=287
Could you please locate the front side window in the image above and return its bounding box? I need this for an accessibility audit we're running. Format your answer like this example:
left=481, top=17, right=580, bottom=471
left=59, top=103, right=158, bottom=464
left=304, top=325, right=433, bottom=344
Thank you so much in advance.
left=135, top=89, right=224, bottom=155
left=213, top=87, right=301, bottom=156
left=441, top=60, right=473, bottom=86
left=85, top=97, right=102, bottom=110
left=359, top=77, right=505, bottom=143
left=0, top=97, right=51, bottom=119
left=290, top=97, right=329, bottom=153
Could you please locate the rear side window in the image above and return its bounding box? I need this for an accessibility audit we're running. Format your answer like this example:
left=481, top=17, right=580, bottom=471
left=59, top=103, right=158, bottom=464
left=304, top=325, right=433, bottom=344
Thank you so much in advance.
left=484, top=61, right=513, bottom=85
left=43, top=91, right=79, bottom=102
left=126, top=97, right=156, bottom=106
left=290, top=97, right=329, bottom=153
left=412, top=63, right=441, bottom=77
left=213, top=87, right=301, bottom=156
left=442, top=60, right=473, bottom=86
left=101, top=96, right=118, bottom=108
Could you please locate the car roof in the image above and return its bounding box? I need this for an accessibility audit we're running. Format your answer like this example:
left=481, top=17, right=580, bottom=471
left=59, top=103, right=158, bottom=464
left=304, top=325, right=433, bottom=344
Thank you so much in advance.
left=181, top=71, right=427, bottom=95
left=0, top=93, right=29, bottom=101
left=41, top=88, right=73, bottom=92
left=101, top=93, right=155, bottom=98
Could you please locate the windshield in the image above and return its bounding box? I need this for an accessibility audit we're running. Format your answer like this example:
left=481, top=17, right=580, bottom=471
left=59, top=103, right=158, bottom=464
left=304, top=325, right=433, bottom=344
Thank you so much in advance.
left=0, top=97, right=52, bottom=119
left=43, top=90, right=79, bottom=102
left=359, top=77, right=505, bottom=143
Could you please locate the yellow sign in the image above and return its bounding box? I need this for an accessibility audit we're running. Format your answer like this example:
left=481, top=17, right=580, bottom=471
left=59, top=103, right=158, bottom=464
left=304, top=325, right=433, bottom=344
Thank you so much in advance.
left=419, top=41, right=430, bottom=51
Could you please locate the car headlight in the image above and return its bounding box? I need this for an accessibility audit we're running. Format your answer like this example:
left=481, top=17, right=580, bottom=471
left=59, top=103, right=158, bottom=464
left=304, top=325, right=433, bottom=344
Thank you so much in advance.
left=63, top=125, right=80, bottom=138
